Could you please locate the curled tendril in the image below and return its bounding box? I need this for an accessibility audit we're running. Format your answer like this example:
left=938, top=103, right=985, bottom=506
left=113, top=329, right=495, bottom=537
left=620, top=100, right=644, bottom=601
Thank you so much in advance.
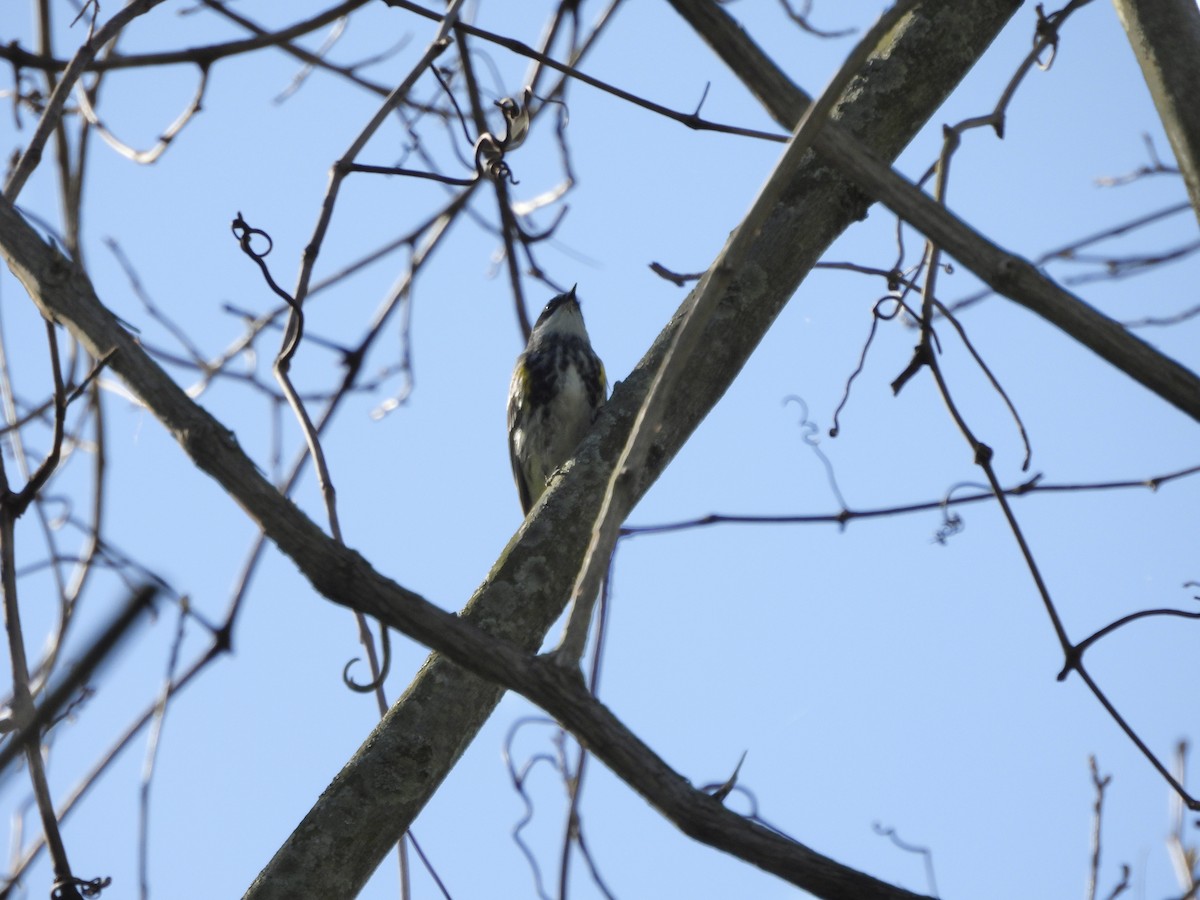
left=496, top=86, right=533, bottom=152
left=473, top=87, right=536, bottom=184
left=342, top=625, right=391, bottom=694
left=229, top=212, right=303, bottom=363
left=502, top=716, right=565, bottom=900
left=230, top=213, right=273, bottom=259
left=875, top=295, right=906, bottom=321
left=1033, top=3, right=1060, bottom=70
left=829, top=295, right=906, bottom=438
left=932, top=511, right=964, bottom=546
left=52, top=876, right=112, bottom=899
left=935, top=482, right=989, bottom=545
left=474, top=136, right=518, bottom=184
left=783, top=395, right=849, bottom=519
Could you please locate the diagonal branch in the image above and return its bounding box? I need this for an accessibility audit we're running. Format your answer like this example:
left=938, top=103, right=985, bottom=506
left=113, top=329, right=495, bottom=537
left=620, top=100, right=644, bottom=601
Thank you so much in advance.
left=0, top=192, right=929, bottom=900
left=551, top=0, right=922, bottom=666
left=826, top=136, right=1200, bottom=420
left=1112, top=0, right=1200, bottom=227
left=244, top=0, right=1017, bottom=894
left=248, top=0, right=1019, bottom=894
left=669, top=0, right=1200, bottom=423
left=3, top=1, right=1021, bottom=896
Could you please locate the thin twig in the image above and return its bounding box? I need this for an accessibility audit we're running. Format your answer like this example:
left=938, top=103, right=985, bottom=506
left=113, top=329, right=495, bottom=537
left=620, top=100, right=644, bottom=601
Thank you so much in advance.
left=0, top=585, right=158, bottom=777
left=1086, top=756, right=1111, bottom=900
left=4, top=0, right=173, bottom=199
left=74, top=63, right=209, bottom=164
left=10, top=321, right=67, bottom=514
left=0, top=0, right=376, bottom=75
left=385, top=0, right=788, bottom=144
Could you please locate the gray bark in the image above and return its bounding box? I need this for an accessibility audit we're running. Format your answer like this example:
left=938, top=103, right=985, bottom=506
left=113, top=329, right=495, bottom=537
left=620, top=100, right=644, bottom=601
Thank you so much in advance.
left=0, top=2, right=1024, bottom=898
left=243, top=1, right=1020, bottom=897
left=1113, top=0, right=1200, bottom=228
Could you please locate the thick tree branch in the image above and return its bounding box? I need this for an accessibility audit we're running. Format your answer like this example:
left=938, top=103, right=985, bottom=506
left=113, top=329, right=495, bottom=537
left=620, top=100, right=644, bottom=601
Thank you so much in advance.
left=669, top=0, right=1200, bottom=423
left=0, top=193, right=929, bottom=900
left=245, top=1, right=1020, bottom=895
left=2, top=0, right=1021, bottom=895
left=1112, top=0, right=1200, bottom=228
left=551, top=0, right=922, bottom=666
left=829, top=136, right=1200, bottom=420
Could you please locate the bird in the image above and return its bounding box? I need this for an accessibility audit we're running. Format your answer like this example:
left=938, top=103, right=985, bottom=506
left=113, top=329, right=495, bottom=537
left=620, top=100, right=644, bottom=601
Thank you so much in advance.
left=507, top=285, right=607, bottom=515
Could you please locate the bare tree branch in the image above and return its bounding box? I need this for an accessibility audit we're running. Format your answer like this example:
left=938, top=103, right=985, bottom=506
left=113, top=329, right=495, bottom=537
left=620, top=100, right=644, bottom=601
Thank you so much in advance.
left=2, top=1, right=1023, bottom=896
left=1112, top=0, right=1200, bottom=226
left=0, top=1, right=375, bottom=76
left=669, top=0, right=1200, bottom=423
left=0, top=189, right=934, bottom=900
left=4, top=0, right=172, bottom=200
left=551, top=0, right=923, bottom=667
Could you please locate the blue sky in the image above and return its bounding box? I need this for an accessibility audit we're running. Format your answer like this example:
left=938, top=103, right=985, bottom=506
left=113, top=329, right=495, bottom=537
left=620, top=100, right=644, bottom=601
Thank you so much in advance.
left=1, top=2, right=1198, bottom=898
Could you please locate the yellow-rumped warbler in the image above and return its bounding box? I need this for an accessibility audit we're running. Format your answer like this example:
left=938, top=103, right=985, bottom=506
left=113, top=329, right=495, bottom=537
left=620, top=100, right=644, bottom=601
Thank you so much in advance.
left=507, top=286, right=607, bottom=514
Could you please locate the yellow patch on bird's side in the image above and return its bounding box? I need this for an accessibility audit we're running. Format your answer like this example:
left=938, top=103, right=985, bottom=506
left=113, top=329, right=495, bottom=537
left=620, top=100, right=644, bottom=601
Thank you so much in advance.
left=513, top=365, right=531, bottom=404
